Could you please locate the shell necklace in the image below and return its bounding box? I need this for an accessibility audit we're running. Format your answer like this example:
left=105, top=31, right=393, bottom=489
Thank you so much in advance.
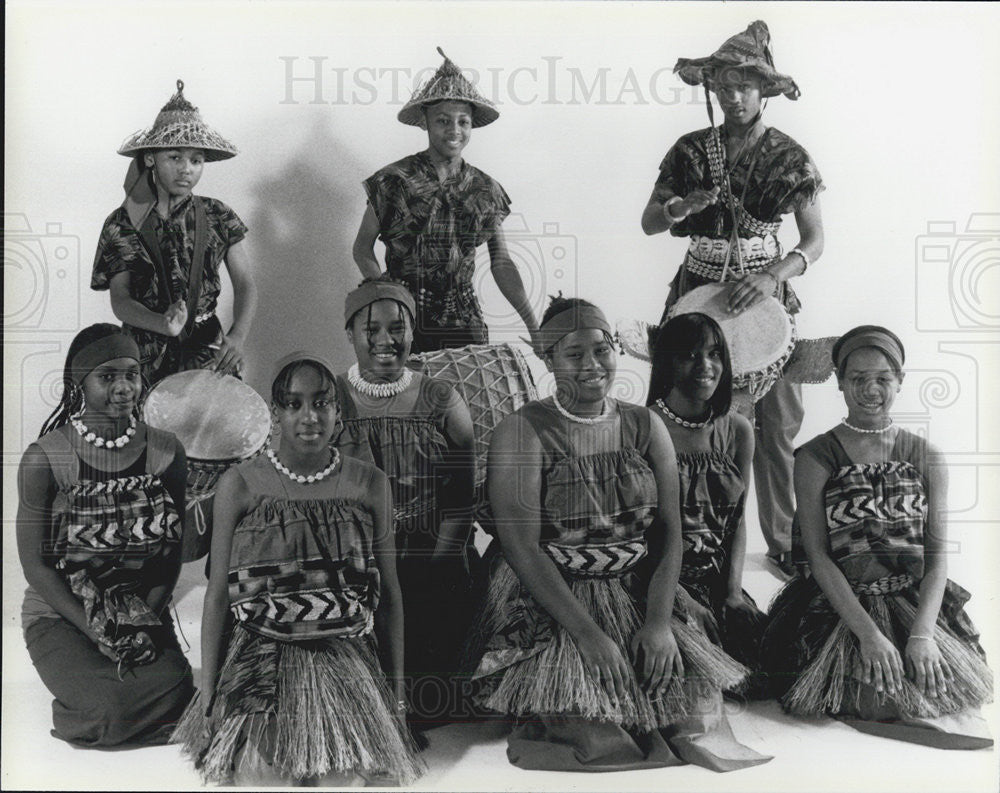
left=551, top=393, right=610, bottom=425
left=656, top=399, right=713, bottom=429
left=348, top=363, right=413, bottom=399
left=71, top=413, right=137, bottom=449
left=842, top=417, right=894, bottom=435
left=268, top=447, right=341, bottom=484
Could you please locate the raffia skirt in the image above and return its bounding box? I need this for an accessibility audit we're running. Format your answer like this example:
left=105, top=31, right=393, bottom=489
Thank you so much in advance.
left=469, top=559, right=772, bottom=771
left=172, top=624, right=424, bottom=783
left=762, top=576, right=994, bottom=749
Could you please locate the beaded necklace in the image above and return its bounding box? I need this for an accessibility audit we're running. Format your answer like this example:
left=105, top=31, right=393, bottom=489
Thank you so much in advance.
left=348, top=363, right=413, bottom=399
left=841, top=417, right=894, bottom=435
left=71, top=413, right=138, bottom=449
left=551, top=393, right=610, bottom=425
left=655, top=399, right=713, bottom=429
left=267, top=447, right=341, bottom=484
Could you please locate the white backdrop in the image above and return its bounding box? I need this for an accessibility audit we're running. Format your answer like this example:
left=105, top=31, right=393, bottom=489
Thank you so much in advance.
left=4, top=2, right=999, bottom=790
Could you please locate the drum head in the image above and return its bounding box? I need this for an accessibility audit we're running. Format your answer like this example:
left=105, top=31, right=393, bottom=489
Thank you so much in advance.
left=669, top=283, right=793, bottom=377
left=142, top=370, right=270, bottom=460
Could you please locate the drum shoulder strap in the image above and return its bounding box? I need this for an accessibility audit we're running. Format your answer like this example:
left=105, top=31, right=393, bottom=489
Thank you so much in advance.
left=35, top=429, right=79, bottom=490
left=144, top=425, right=177, bottom=476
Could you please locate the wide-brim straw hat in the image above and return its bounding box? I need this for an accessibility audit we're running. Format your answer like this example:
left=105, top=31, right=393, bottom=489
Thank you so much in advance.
left=118, top=79, right=238, bottom=161
left=397, top=47, right=499, bottom=129
left=674, top=21, right=800, bottom=100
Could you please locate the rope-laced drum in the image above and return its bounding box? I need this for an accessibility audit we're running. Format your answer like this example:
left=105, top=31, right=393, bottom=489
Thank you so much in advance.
left=141, top=370, right=270, bottom=561
left=411, top=342, right=537, bottom=521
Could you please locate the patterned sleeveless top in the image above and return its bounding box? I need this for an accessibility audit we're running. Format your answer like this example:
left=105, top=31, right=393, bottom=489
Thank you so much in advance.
left=334, top=373, right=454, bottom=553
left=227, top=454, right=381, bottom=641
left=793, top=428, right=928, bottom=585
left=517, top=400, right=659, bottom=579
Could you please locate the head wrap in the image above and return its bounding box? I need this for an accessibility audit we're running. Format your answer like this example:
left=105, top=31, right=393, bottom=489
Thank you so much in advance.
left=538, top=304, right=612, bottom=353
left=344, top=279, right=417, bottom=327
left=270, top=350, right=339, bottom=388
left=118, top=80, right=238, bottom=227
left=70, top=334, right=141, bottom=385
left=674, top=20, right=800, bottom=100
left=397, top=47, right=499, bottom=129
left=832, top=326, right=905, bottom=375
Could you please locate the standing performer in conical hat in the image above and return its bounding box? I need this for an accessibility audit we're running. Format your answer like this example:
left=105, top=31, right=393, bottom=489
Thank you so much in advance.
left=91, top=80, right=258, bottom=387
left=354, top=47, right=540, bottom=354
left=641, top=21, right=825, bottom=580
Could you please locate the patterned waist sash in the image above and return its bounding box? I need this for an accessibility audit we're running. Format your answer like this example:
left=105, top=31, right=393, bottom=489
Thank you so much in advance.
left=852, top=573, right=914, bottom=595
left=543, top=539, right=647, bottom=579
left=684, top=233, right=782, bottom=281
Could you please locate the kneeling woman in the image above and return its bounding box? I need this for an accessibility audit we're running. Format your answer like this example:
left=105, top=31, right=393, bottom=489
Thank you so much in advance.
left=647, top=313, right=767, bottom=689
left=16, top=324, right=193, bottom=747
left=762, top=326, right=993, bottom=749
left=469, top=297, right=771, bottom=772
left=174, top=353, right=423, bottom=785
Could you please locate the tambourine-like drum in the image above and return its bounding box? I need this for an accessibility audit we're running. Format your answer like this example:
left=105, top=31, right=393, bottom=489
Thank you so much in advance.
left=412, top=343, right=538, bottom=520
left=142, top=370, right=270, bottom=562
left=669, top=283, right=796, bottom=403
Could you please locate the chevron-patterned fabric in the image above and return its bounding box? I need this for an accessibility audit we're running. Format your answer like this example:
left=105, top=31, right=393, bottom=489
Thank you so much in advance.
left=543, top=540, right=648, bottom=579
left=232, top=586, right=374, bottom=639
left=824, top=461, right=927, bottom=573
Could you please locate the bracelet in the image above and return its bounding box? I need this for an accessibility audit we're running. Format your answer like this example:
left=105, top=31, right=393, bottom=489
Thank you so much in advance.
left=664, top=196, right=684, bottom=223
left=907, top=634, right=935, bottom=642
left=395, top=698, right=408, bottom=712
left=789, top=247, right=811, bottom=274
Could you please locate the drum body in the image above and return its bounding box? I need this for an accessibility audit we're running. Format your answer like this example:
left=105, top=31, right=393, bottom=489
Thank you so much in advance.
left=141, top=370, right=270, bottom=561
left=412, top=343, right=538, bottom=520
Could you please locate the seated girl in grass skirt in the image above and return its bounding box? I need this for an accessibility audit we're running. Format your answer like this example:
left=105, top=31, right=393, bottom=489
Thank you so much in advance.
left=761, top=326, right=993, bottom=749
left=173, top=353, right=423, bottom=785
left=16, top=324, right=193, bottom=747
left=468, top=296, right=771, bottom=772
left=335, top=277, right=476, bottom=737
left=647, top=313, right=767, bottom=691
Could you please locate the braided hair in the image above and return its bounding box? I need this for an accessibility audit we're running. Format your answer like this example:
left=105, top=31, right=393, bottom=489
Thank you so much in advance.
left=39, top=324, right=126, bottom=438
left=346, top=276, right=413, bottom=349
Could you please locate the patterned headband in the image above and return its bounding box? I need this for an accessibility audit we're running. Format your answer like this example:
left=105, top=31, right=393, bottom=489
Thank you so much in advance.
left=70, top=334, right=141, bottom=385
left=833, top=326, right=905, bottom=373
left=271, top=350, right=339, bottom=388
left=344, top=280, right=416, bottom=327
left=538, top=305, right=612, bottom=353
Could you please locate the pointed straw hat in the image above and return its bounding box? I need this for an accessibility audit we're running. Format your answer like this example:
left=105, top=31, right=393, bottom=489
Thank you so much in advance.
left=397, top=47, right=499, bottom=129
left=674, top=21, right=800, bottom=100
left=118, top=79, right=238, bottom=161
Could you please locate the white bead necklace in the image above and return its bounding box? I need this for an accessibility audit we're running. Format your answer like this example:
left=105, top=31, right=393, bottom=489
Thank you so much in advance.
left=842, top=417, right=894, bottom=435
left=71, top=413, right=137, bottom=449
left=551, top=393, right=610, bottom=425
left=656, top=399, right=713, bottom=429
left=348, top=363, right=413, bottom=399
left=267, top=447, right=341, bottom=484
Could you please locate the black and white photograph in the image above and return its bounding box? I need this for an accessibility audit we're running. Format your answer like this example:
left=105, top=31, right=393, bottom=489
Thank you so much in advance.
left=4, top=2, right=999, bottom=790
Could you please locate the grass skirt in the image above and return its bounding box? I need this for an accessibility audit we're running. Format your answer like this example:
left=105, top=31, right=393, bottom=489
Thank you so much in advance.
left=172, top=625, right=424, bottom=784
left=473, top=559, right=748, bottom=732
left=762, top=576, right=993, bottom=720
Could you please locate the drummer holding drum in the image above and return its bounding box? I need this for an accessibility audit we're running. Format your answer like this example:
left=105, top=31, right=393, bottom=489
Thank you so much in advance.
left=641, top=21, right=825, bottom=579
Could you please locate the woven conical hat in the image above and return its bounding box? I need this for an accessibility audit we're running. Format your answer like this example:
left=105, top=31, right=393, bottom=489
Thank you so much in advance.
left=397, top=47, right=499, bottom=129
left=118, top=79, right=237, bottom=161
